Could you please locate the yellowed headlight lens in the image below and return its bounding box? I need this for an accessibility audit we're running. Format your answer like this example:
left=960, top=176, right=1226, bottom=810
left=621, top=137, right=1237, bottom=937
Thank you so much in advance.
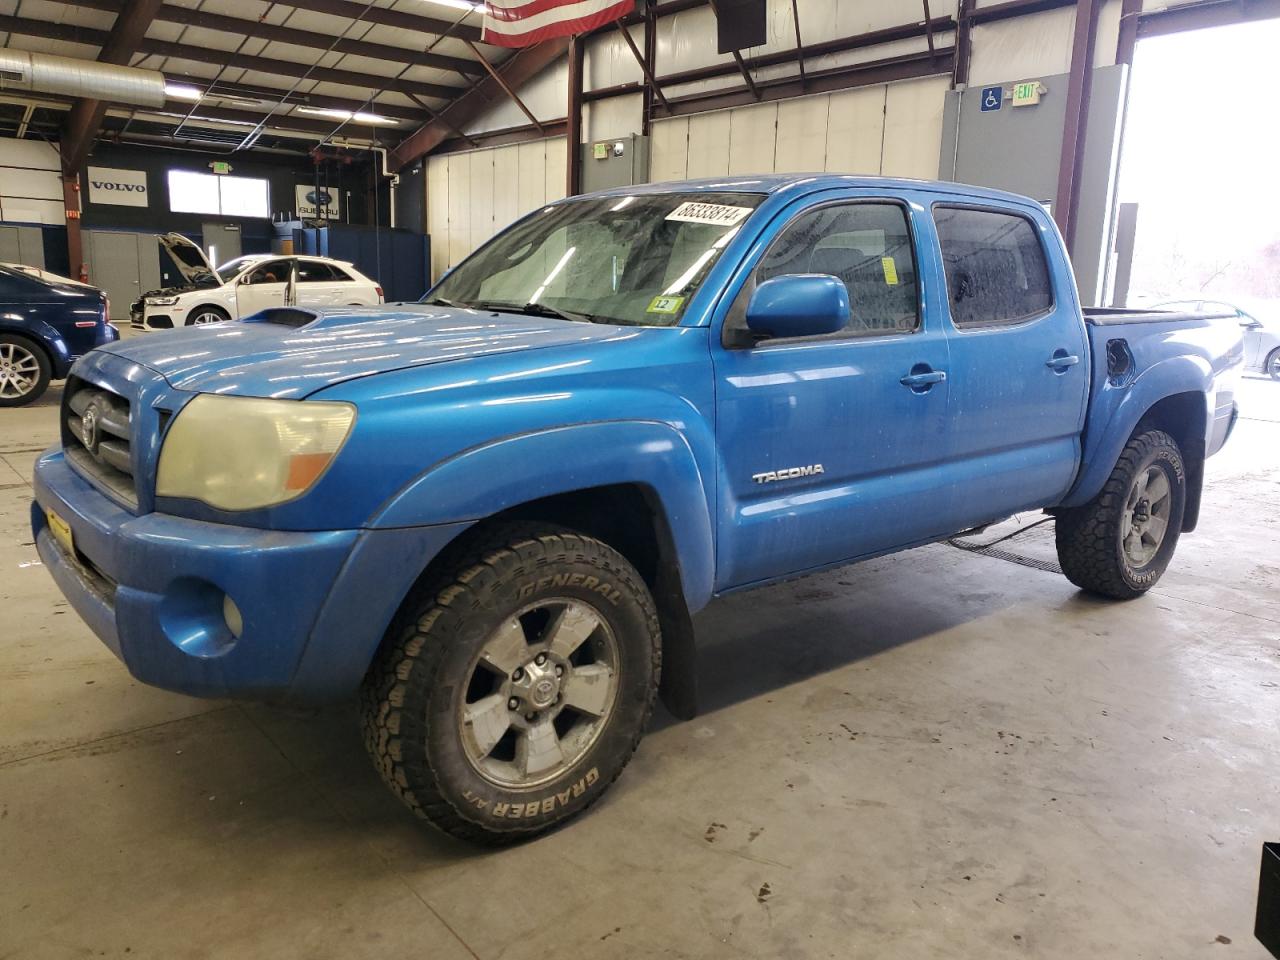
left=156, top=394, right=355, bottom=511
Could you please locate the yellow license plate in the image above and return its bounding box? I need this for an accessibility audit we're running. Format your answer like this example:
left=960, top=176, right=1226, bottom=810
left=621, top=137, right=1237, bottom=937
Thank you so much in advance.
left=46, top=508, right=74, bottom=556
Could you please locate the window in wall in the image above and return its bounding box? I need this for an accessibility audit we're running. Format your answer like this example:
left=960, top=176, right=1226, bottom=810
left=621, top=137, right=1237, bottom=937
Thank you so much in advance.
left=750, top=201, right=920, bottom=338
left=167, top=170, right=270, bottom=218
left=934, top=206, right=1053, bottom=328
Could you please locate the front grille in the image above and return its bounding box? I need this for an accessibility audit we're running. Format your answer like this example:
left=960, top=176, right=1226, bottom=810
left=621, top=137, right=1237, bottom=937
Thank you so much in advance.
left=63, top=376, right=137, bottom=508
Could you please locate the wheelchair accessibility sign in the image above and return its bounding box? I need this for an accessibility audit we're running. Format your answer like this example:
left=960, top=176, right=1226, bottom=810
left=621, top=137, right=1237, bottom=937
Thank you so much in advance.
left=980, top=86, right=1003, bottom=111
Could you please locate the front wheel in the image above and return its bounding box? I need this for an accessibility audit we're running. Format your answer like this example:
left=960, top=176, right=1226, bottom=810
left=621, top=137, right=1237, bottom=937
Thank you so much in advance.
left=361, top=525, right=661, bottom=844
left=187, top=306, right=230, bottom=326
left=1266, top=347, right=1280, bottom=381
left=1056, top=430, right=1186, bottom=599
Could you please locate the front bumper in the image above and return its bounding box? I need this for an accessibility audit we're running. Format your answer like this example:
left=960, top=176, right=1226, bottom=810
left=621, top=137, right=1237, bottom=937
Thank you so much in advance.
left=32, top=447, right=469, bottom=703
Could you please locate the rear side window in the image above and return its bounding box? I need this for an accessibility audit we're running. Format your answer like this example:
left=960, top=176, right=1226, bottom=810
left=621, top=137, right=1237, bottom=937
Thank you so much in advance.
left=934, top=206, right=1053, bottom=328
left=752, top=201, right=920, bottom=338
left=296, top=261, right=338, bottom=283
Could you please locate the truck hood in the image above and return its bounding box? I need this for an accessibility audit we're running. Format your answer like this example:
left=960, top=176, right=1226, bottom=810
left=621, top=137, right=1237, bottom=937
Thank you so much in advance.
left=97, top=305, right=629, bottom=399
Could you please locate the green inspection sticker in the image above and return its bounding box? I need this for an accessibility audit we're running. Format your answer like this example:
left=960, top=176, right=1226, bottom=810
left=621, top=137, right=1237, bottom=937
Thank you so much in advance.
left=646, top=295, right=686, bottom=314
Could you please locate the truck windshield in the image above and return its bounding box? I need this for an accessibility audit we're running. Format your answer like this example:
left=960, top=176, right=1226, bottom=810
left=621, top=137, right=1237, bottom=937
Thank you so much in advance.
left=425, top=192, right=765, bottom=326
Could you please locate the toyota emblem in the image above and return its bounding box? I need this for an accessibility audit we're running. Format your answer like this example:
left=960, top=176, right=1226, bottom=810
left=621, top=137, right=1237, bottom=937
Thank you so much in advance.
left=80, top=406, right=99, bottom=452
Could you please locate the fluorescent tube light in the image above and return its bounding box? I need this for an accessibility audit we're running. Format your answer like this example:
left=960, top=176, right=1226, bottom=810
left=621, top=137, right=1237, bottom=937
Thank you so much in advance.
left=295, top=106, right=400, bottom=126
left=165, top=83, right=204, bottom=101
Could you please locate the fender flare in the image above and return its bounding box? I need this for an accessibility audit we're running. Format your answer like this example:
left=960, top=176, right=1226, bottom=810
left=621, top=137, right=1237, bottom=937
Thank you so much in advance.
left=1062, top=355, right=1211, bottom=508
left=369, top=419, right=717, bottom=613
left=0, top=319, right=68, bottom=376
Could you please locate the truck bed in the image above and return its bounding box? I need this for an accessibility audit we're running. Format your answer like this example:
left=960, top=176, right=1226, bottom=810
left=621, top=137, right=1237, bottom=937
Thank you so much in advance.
left=1082, top=307, right=1237, bottom=326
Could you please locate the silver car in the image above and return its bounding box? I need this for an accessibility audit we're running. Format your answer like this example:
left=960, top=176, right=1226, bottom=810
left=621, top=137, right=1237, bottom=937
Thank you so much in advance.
left=1154, top=300, right=1280, bottom=380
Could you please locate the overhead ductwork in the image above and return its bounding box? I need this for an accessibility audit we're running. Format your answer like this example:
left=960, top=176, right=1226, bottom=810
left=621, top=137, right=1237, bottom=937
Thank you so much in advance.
left=0, top=49, right=165, bottom=108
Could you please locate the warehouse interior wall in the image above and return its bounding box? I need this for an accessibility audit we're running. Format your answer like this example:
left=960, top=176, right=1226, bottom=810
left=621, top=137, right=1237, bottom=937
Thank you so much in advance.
left=0, top=139, right=63, bottom=225
left=421, top=0, right=1145, bottom=287
left=426, top=137, right=568, bottom=282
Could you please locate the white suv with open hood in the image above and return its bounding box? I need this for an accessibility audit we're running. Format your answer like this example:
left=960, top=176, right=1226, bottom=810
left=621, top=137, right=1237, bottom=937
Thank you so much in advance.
left=130, top=233, right=383, bottom=331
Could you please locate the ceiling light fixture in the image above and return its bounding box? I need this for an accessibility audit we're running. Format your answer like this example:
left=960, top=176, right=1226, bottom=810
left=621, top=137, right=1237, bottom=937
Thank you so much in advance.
left=418, top=0, right=483, bottom=12
left=164, top=82, right=204, bottom=101
left=295, top=106, right=400, bottom=126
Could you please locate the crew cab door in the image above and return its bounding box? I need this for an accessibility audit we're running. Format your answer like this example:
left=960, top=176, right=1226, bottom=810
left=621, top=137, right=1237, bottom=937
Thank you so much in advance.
left=236, top=258, right=292, bottom=316
left=929, top=201, right=1089, bottom=527
left=711, top=194, right=956, bottom=589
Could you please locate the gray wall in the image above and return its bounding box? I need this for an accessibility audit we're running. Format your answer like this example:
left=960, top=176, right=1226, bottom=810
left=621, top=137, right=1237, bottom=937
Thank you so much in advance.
left=0, top=225, right=46, bottom=269
left=939, top=65, right=1129, bottom=307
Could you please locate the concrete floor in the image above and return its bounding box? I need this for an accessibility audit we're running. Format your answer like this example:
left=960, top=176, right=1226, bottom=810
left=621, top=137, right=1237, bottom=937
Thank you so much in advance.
left=2, top=362, right=1277, bottom=960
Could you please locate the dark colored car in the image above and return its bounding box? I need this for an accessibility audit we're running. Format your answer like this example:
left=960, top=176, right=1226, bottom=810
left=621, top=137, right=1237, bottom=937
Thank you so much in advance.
left=0, top=263, right=117, bottom=406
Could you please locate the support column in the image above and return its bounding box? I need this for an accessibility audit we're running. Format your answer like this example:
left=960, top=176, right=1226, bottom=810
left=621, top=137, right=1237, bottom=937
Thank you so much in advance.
left=566, top=35, right=585, bottom=197
left=1054, top=0, right=1101, bottom=249
left=61, top=167, right=84, bottom=282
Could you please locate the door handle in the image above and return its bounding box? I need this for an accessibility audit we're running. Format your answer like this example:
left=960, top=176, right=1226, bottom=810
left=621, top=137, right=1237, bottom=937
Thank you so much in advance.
left=1046, top=353, right=1080, bottom=370
left=900, top=369, right=947, bottom=390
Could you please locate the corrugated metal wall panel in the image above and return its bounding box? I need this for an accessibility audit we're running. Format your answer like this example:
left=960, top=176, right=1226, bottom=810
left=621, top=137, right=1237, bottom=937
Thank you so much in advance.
left=685, top=110, right=731, bottom=178
left=775, top=96, right=830, bottom=173
left=492, top=145, right=521, bottom=233
left=824, top=85, right=887, bottom=174
left=881, top=75, right=949, bottom=179
left=423, top=137, right=568, bottom=282
left=467, top=149, right=496, bottom=251
left=445, top=151, right=471, bottom=272
left=727, top=102, right=779, bottom=175
left=544, top=136, right=568, bottom=202
left=650, top=116, right=690, bottom=183
left=426, top=154, right=450, bottom=283
left=517, top=140, right=550, bottom=216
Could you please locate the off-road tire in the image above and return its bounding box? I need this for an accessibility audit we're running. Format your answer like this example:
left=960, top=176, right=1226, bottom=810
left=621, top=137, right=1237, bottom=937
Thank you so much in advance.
left=360, top=524, right=661, bottom=845
left=1055, top=430, right=1186, bottom=599
left=0, top=333, right=52, bottom=407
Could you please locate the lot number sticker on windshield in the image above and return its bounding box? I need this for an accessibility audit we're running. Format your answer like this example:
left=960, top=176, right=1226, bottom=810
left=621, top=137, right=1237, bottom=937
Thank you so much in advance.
left=665, top=202, right=753, bottom=226
left=881, top=257, right=899, bottom=286
left=647, top=295, right=686, bottom=314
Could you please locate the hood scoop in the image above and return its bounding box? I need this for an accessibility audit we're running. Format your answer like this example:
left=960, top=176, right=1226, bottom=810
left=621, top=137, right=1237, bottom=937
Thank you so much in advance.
left=245, top=306, right=404, bottom=332
left=249, top=307, right=321, bottom=329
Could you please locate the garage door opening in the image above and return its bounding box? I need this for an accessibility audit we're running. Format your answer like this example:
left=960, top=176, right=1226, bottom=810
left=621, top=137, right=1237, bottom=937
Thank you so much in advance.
left=1116, top=18, right=1280, bottom=339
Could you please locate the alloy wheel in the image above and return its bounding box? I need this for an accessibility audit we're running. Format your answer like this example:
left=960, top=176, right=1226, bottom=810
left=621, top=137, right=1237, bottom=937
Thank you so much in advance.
left=1121, top=465, right=1172, bottom=567
left=458, top=599, right=620, bottom=789
left=0, top=342, right=41, bottom=399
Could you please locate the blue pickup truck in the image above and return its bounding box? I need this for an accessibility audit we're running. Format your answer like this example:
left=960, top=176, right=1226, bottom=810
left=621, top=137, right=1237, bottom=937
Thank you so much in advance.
left=32, top=175, right=1241, bottom=843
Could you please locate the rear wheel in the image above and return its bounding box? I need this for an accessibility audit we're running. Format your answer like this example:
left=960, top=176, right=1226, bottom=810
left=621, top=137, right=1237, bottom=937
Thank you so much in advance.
left=187, top=306, right=230, bottom=326
left=1055, top=430, right=1186, bottom=599
left=1266, top=347, right=1280, bottom=381
left=361, top=524, right=661, bottom=844
left=0, top=335, right=51, bottom=407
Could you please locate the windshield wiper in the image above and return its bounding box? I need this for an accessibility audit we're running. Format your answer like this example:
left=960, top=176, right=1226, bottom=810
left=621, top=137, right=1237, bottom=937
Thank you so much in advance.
left=421, top=296, right=469, bottom=308
left=470, top=300, right=596, bottom=323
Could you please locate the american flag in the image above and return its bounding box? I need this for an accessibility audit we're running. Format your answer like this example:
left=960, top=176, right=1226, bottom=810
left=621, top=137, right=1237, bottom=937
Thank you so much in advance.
left=482, top=0, right=634, bottom=47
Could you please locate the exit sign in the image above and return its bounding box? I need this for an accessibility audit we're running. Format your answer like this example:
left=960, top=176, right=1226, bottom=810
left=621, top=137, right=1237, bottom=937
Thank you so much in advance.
left=210, top=161, right=232, bottom=174
left=1012, top=81, right=1044, bottom=106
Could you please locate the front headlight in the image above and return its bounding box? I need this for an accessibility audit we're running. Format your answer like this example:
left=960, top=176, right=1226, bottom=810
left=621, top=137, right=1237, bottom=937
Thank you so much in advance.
left=156, top=395, right=356, bottom=511
left=147, top=296, right=180, bottom=306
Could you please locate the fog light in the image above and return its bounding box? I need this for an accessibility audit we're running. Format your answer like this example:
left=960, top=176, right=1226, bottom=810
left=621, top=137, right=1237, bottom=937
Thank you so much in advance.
left=223, top=594, right=244, bottom=639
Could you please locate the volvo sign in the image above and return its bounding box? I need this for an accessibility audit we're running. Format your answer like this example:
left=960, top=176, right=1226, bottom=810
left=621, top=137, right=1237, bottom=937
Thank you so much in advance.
left=86, top=166, right=149, bottom=207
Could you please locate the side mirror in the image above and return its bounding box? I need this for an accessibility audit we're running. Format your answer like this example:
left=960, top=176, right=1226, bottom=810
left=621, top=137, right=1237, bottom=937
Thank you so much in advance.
left=745, top=274, right=850, bottom=340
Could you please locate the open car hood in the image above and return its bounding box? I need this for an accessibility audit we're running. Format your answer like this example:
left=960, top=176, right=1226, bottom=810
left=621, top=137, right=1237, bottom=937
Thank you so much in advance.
left=158, top=232, right=217, bottom=284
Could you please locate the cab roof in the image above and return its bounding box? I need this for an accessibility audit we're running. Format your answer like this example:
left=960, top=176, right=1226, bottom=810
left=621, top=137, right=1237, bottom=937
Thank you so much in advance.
left=572, top=174, right=1039, bottom=209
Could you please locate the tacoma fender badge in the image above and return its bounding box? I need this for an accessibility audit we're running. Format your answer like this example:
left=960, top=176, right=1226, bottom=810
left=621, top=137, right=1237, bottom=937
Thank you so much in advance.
left=752, top=464, right=824, bottom=484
